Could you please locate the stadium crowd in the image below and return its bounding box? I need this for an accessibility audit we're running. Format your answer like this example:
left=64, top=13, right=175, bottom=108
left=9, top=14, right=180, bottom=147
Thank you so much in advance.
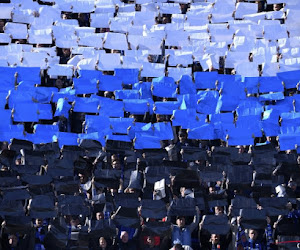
left=0, top=0, right=299, bottom=249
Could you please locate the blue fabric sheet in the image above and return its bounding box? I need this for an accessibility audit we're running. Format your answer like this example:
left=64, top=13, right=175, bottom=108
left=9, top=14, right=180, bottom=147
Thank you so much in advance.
left=179, top=75, right=196, bottom=94
left=152, top=76, right=177, bottom=98
left=114, top=68, right=139, bottom=84
left=73, top=77, right=98, bottom=95
left=194, top=71, right=218, bottom=89
left=277, top=70, right=300, bottom=89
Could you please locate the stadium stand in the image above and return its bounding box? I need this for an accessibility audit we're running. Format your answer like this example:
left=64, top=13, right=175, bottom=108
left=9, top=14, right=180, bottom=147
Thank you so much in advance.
left=0, top=0, right=299, bottom=249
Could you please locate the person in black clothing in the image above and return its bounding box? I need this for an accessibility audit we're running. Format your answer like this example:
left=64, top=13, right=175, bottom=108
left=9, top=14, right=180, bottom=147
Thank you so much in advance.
left=117, top=231, right=137, bottom=250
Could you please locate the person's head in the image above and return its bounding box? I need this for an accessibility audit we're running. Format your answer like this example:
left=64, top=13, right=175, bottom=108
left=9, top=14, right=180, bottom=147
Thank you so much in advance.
left=256, top=1, right=264, bottom=12
left=111, top=160, right=121, bottom=170
left=0, top=20, right=5, bottom=33
left=176, top=216, right=185, bottom=228
left=78, top=13, right=86, bottom=21
left=55, top=78, right=64, bottom=89
left=237, top=145, right=245, bottom=154
left=147, top=55, right=155, bottom=63
left=78, top=172, right=88, bottom=184
left=156, top=114, right=165, bottom=122
left=211, top=234, right=220, bottom=245
left=173, top=244, right=184, bottom=250
left=62, top=48, right=71, bottom=57
left=273, top=3, right=283, bottom=11
left=120, top=231, right=129, bottom=243
left=162, top=16, right=170, bottom=24
left=135, top=4, right=141, bottom=11
left=99, top=237, right=107, bottom=248
left=288, top=180, right=297, bottom=191
left=179, top=3, right=188, bottom=13
left=214, top=206, right=224, bottom=215
left=104, top=91, right=114, bottom=99
left=96, top=212, right=104, bottom=220
left=8, top=234, right=18, bottom=247
left=111, top=154, right=119, bottom=162
left=248, top=229, right=258, bottom=241
left=15, top=154, right=22, bottom=165
left=1, top=165, right=9, bottom=171
left=286, top=201, right=293, bottom=211
left=209, top=186, right=216, bottom=194
left=146, top=235, right=155, bottom=247
left=178, top=131, right=187, bottom=143
left=35, top=218, right=43, bottom=228
left=70, top=216, right=80, bottom=227
left=62, top=13, right=71, bottom=19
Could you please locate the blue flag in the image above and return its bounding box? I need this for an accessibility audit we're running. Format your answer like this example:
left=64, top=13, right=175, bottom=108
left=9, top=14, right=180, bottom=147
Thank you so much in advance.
left=0, top=67, right=16, bottom=89
left=16, top=66, right=41, bottom=84
left=293, top=95, right=300, bottom=112
left=177, top=94, right=197, bottom=109
left=197, top=90, right=219, bottom=114
left=134, top=133, right=161, bottom=149
left=227, top=127, right=254, bottom=146
left=236, top=98, right=263, bottom=116
left=153, top=122, right=174, bottom=140
left=114, top=90, right=140, bottom=100
left=154, top=101, right=180, bottom=115
left=128, top=122, right=150, bottom=139
left=194, top=71, right=218, bottom=89
left=277, top=70, right=300, bottom=89
left=114, top=68, right=139, bottom=84
left=52, top=87, right=76, bottom=103
left=172, top=109, right=198, bottom=128
left=259, top=76, right=284, bottom=93
left=37, top=104, right=53, bottom=120
left=8, top=89, right=33, bottom=109
left=78, top=132, right=105, bottom=147
left=132, top=82, right=152, bottom=99
left=123, top=99, right=152, bottom=114
left=95, top=97, right=124, bottom=117
left=54, top=98, right=71, bottom=118
left=73, top=97, right=100, bottom=113
left=278, top=134, right=299, bottom=151
left=33, top=124, right=59, bottom=144
left=56, top=132, right=79, bottom=148
left=99, top=75, right=123, bottom=91
left=259, top=92, right=284, bottom=102
left=77, top=69, right=102, bottom=80
left=235, top=115, right=262, bottom=137
left=152, top=76, right=177, bottom=98
left=33, top=87, right=58, bottom=104
left=109, top=117, right=134, bottom=134
left=188, top=123, right=215, bottom=140
left=242, top=77, right=259, bottom=94
left=179, top=75, right=196, bottom=94
left=13, top=102, right=39, bottom=122
left=73, top=77, right=98, bottom=95
left=0, top=110, right=12, bottom=127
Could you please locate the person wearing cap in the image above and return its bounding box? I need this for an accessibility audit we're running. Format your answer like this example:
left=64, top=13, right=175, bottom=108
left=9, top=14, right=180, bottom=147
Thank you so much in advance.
left=170, top=206, right=200, bottom=247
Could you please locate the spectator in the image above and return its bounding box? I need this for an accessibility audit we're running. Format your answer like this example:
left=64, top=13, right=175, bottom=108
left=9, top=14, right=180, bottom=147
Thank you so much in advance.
left=117, top=231, right=137, bottom=250
left=170, top=206, right=200, bottom=247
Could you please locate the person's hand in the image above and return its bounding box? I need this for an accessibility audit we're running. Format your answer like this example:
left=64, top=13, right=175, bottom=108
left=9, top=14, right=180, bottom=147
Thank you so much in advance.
left=237, top=216, right=242, bottom=226
left=199, top=220, right=204, bottom=230
left=228, top=205, right=233, bottom=215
